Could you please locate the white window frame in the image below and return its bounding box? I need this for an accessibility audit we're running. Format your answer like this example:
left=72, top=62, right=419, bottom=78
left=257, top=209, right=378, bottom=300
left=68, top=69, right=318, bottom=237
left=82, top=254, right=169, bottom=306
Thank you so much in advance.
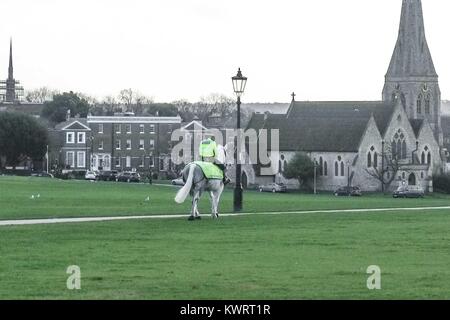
left=115, top=124, right=121, bottom=134
left=77, top=151, right=86, bottom=168
left=66, top=151, right=75, bottom=167
left=126, top=139, right=132, bottom=150
left=99, top=140, right=104, bottom=150
left=149, top=139, right=155, bottom=149
left=139, top=124, right=145, bottom=134
left=66, top=132, right=75, bottom=144
left=126, top=124, right=132, bottom=134
left=140, top=156, right=145, bottom=167
left=77, top=132, right=86, bottom=144
left=139, top=139, right=145, bottom=150
left=149, top=124, right=155, bottom=134
left=115, top=140, right=121, bottom=150
left=149, top=156, right=154, bottom=168
left=98, top=124, right=103, bottom=134
left=115, top=157, right=121, bottom=167
left=126, top=156, right=131, bottom=168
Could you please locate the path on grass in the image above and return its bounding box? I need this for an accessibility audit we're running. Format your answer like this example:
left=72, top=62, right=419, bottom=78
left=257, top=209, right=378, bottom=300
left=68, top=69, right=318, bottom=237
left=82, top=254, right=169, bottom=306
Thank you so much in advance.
left=1, top=206, right=450, bottom=227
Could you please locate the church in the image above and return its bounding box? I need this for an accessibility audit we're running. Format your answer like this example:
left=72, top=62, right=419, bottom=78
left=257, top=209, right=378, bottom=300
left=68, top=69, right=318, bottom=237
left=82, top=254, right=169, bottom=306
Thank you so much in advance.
left=245, top=0, right=449, bottom=192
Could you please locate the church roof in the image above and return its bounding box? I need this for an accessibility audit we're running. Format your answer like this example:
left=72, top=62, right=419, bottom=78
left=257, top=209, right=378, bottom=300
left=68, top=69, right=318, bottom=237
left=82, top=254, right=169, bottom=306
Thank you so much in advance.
left=386, top=0, right=437, bottom=78
left=247, top=101, right=395, bottom=153
left=409, top=119, right=424, bottom=137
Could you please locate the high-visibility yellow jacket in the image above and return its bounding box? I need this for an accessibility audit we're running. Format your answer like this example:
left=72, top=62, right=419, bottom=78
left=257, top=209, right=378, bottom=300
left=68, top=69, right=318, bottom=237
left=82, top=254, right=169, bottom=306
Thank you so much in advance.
left=199, top=138, right=217, bottom=159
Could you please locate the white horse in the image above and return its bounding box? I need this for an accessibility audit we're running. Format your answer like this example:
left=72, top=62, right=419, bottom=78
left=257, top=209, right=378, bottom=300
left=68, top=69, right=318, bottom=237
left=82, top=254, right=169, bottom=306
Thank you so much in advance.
left=174, top=145, right=228, bottom=221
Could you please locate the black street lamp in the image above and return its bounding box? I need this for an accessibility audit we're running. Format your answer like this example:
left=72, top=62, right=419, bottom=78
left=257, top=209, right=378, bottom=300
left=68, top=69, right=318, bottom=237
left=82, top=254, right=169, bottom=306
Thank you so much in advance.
left=232, top=68, right=247, bottom=212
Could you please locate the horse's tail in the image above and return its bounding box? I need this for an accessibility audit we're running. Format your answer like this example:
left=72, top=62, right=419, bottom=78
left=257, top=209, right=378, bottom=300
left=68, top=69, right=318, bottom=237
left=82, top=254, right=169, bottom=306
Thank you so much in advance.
left=175, top=164, right=195, bottom=204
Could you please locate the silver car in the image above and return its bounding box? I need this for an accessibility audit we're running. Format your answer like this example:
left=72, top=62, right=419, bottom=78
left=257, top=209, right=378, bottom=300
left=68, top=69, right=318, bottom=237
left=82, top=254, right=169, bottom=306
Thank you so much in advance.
left=258, top=183, right=287, bottom=193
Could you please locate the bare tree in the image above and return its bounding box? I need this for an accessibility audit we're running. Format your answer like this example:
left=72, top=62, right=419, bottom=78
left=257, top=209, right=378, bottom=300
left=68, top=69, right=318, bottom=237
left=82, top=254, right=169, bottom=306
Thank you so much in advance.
left=118, top=88, right=134, bottom=111
left=25, top=87, right=59, bottom=103
left=364, top=143, right=405, bottom=192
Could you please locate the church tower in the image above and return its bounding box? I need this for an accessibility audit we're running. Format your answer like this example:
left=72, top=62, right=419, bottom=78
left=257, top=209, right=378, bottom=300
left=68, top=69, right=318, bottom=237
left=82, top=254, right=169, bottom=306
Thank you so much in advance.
left=1, top=38, right=23, bottom=103
left=5, top=38, right=16, bottom=102
left=382, top=0, right=443, bottom=145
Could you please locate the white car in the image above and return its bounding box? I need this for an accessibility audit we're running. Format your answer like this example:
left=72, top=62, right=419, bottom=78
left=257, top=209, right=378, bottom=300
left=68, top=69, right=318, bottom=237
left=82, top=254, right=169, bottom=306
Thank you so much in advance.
left=85, top=171, right=98, bottom=181
left=171, top=178, right=185, bottom=186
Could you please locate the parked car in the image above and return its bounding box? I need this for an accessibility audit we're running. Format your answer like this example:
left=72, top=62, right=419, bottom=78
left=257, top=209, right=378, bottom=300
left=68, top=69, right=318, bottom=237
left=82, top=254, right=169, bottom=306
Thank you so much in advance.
left=334, top=186, right=362, bottom=197
left=171, top=178, right=185, bottom=186
left=31, top=171, right=54, bottom=178
left=117, top=171, right=141, bottom=183
left=97, top=170, right=118, bottom=181
left=85, top=171, right=98, bottom=181
left=393, top=185, right=424, bottom=198
left=258, top=183, right=287, bottom=193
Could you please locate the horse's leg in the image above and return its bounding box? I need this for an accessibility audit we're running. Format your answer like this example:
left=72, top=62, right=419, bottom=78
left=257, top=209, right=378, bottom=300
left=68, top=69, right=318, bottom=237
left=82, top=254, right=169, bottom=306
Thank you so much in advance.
left=193, top=187, right=202, bottom=220
left=188, top=193, right=196, bottom=221
left=214, top=183, right=224, bottom=218
left=210, top=181, right=223, bottom=218
left=209, top=190, right=217, bottom=219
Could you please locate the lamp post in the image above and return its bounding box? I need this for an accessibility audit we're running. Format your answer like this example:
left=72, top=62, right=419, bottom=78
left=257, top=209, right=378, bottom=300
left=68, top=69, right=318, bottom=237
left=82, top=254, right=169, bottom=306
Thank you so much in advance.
left=232, top=68, right=247, bottom=212
left=313, top=160, right=318, bottom=195
left=346, top=160, right=351, bottom=191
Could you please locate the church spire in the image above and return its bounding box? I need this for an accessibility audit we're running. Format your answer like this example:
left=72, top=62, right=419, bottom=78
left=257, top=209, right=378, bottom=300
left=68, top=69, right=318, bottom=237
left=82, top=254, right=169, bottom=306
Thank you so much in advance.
left=385, top=0, right=436, bottom=78
left=8, top=38, right=13, bottom=80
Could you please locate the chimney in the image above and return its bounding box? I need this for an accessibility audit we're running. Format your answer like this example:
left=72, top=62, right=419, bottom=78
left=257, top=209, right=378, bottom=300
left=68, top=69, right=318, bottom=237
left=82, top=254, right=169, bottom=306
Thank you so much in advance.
left=66, top=109, right=71, bottom=121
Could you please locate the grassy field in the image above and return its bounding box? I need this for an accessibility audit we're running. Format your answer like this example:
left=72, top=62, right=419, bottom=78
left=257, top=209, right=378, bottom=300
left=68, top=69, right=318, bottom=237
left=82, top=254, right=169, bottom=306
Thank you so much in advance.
left=1, top=176, right=450, bottom=299
left=1, top=176, right=450, bottom=220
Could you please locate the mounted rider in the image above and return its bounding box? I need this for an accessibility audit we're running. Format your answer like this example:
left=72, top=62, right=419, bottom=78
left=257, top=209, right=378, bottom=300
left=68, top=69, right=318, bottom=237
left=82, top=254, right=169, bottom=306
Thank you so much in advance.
left=199, top=134, right=230, bottom=185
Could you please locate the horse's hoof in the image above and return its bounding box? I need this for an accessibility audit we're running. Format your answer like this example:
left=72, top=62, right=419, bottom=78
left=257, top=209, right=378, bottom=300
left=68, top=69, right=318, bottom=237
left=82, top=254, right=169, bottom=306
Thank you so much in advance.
left=195, top=216, right=202, bottom=220
left=188, top=216, right=195, bottom=221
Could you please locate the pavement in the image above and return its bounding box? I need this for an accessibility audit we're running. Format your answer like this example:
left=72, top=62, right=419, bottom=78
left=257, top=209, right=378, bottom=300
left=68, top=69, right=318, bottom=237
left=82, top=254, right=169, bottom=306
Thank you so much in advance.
left=1, top=206, right=450, bottom=227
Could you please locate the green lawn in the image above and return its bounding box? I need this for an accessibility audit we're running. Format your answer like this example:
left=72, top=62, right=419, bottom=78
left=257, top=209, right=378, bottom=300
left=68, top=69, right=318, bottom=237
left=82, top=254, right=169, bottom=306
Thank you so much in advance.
left=1, top=211, right=450, bottom=299
left=1, top=176, right=450, bottom=299
left=1, top=176, right=450, bottom=220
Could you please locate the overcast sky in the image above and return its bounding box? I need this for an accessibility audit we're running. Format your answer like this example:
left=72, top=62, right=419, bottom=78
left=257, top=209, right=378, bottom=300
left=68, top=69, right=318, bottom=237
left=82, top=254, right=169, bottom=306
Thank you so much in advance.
left=0, top=0, right=449, bottom=103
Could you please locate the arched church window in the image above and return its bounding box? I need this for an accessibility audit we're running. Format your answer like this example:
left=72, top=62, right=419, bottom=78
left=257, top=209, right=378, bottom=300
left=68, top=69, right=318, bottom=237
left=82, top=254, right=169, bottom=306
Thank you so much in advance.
left=335, top=162, right=339, bottom=177
left=421, top=152, right=425, bottom=164
left=392, top=140, right=397, bottom=158
left=374, top=152, right=378, bottom=168
left=392, top=130, right=407, bottom=160
left=417, top=94, right=423, bottom=114
left=340, top=162, right=345, bottom=177
left=319, top=157, right=323, bottom=176
left=425, top=94, right=431, bottom=114
left=427, top=152, right=431, bottom=164
left=279, top=160, right=282, bottom=173
left=401, top=140, right=407, bottom=159
left=367, top=152, right=372, bottom=168
left=324, top=161, right=328, bottom=176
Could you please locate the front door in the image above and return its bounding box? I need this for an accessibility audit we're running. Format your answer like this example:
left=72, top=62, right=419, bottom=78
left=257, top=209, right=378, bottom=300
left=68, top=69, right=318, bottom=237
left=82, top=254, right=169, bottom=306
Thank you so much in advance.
left=408, top=173, right=416, bottom=186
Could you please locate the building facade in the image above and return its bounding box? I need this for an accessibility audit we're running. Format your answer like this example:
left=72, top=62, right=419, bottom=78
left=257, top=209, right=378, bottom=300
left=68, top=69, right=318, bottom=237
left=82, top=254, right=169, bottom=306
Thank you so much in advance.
left=51, top=114, right=182, bottom=176
left=245, top=0, right=447, bottom=192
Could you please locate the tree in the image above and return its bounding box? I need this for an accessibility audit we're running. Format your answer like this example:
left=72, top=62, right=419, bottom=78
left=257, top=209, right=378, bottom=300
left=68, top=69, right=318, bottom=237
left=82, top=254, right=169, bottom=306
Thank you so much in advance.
left=0, top=112, right=49, bottom=169
left=175, top=94, right=235, bottom=123
left=41, top=91, right=90, bottom=123
left=364, top=144, right=404, bottom=192
left=25, top=87, right=59, bottom=103
left=283, top=152, right=315, bottom=189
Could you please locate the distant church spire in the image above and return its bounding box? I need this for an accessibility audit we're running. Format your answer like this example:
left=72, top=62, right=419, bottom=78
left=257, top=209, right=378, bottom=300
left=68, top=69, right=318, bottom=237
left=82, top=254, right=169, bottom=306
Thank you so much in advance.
left=386, top=0, right=436, bottom=77
left=8, top=38, right=13, bottom=80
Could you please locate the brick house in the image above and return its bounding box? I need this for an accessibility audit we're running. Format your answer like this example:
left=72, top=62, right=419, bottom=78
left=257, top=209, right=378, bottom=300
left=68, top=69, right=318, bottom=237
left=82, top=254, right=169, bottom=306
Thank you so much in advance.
left=51, top=114, right=182, bottom=176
